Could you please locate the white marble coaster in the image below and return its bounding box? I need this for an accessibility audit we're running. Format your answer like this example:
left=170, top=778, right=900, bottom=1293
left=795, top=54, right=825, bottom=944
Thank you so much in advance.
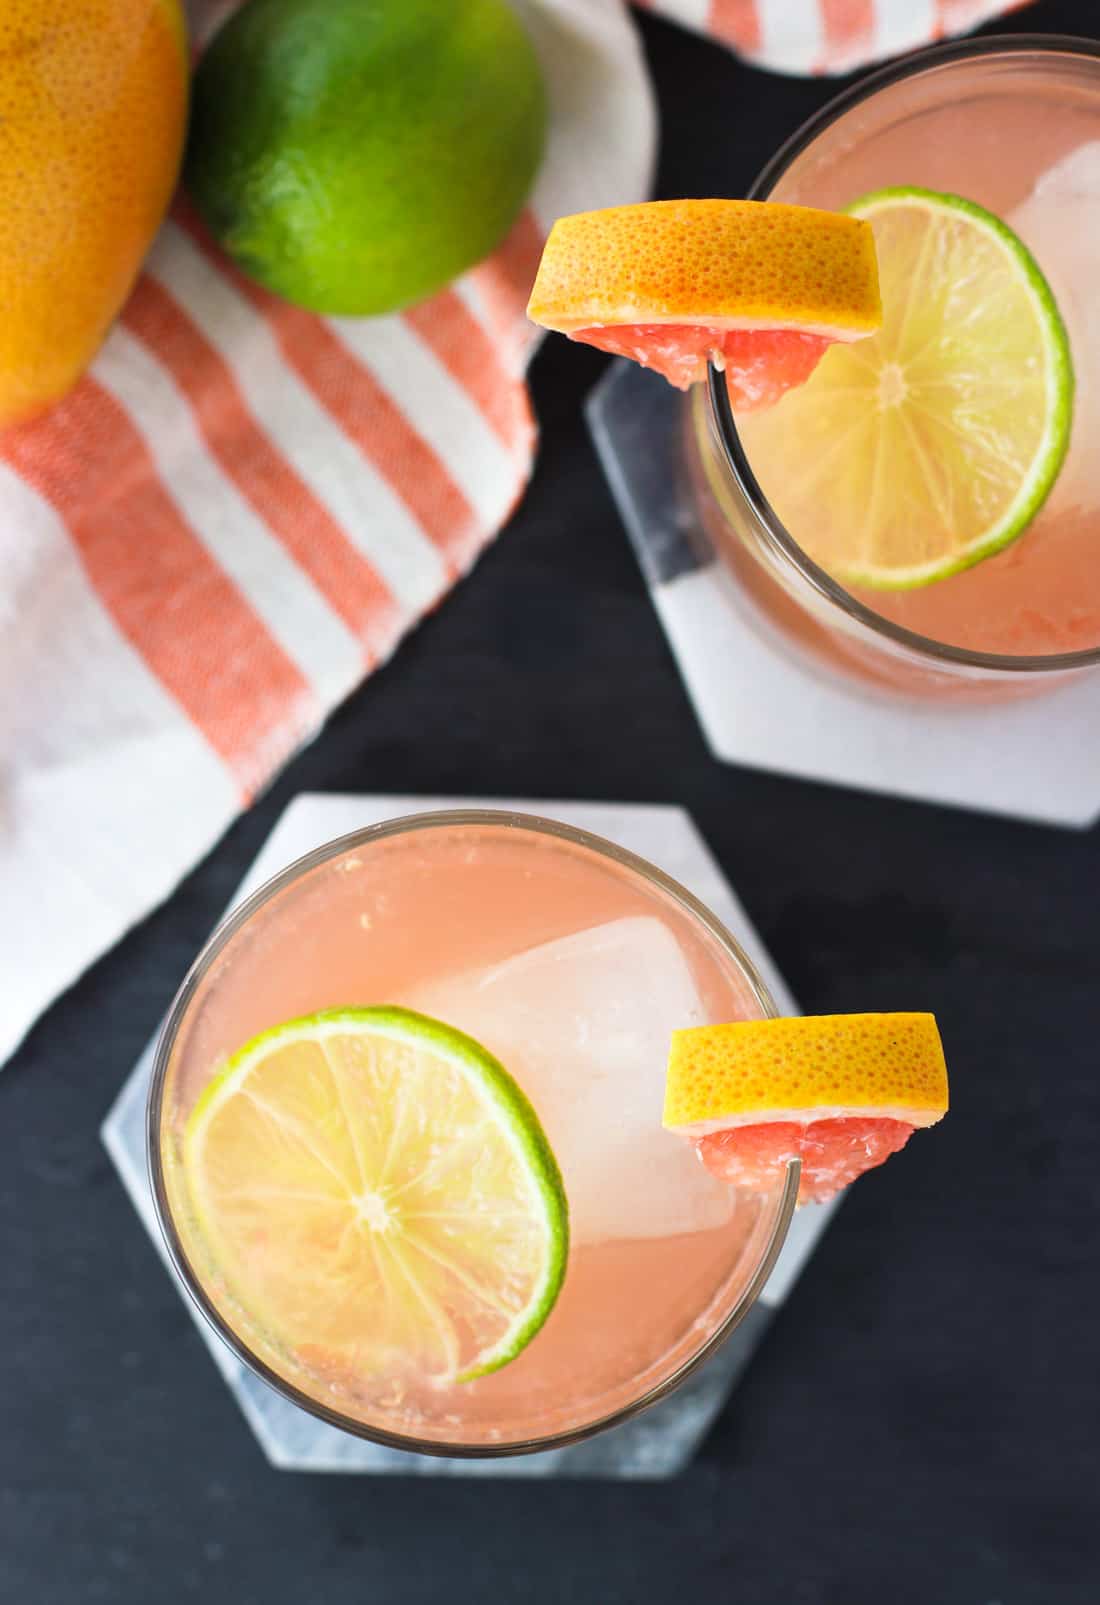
left=101, top=793, right=835, bottom=1479
left=588, top=360, right=1100, bottom=828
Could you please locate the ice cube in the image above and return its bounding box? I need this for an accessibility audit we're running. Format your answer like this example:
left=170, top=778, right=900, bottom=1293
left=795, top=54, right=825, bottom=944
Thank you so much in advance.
left=1008, top=142, right=1100, bottom=515
left=398, top=917, right=735, bottom=1243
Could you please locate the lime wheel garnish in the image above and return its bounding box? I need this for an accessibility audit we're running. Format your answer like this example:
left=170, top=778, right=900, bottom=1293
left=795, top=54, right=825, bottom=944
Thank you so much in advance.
left=737, top=187, right=1074, bottom=588
left=181, top=1007, right=568, bottom=1384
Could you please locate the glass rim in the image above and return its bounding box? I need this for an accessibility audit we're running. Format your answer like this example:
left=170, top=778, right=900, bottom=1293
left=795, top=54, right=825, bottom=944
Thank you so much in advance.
left=147, top=806, right=800, bottom=1460
left=709, top=32, right=1100, bottom=677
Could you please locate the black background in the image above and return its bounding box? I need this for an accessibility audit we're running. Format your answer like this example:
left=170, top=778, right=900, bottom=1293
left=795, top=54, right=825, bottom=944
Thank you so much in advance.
left=4, top=5, right=1099, bottom=1602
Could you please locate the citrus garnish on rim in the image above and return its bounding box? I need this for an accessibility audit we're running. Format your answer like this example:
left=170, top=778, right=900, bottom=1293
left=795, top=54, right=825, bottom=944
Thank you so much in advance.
left=527, top=198, right=881, bottom=400
left=180, top=1007, right=568, bottom=1386
left=664, top=1012, right=948, bottom=1203
left=737, top=187, right=1074, bottom=590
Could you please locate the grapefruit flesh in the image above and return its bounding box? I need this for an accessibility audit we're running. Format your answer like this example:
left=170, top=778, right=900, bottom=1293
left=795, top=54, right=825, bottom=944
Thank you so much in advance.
left=697, top=1117, right=915, bottom=1204
left=567, top=324, right=833, bottom=402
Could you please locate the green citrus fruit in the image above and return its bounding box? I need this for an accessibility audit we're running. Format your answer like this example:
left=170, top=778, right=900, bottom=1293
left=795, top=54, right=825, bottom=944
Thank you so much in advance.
left=737, top=187, right=1074, bottom=590
left=182, top=1007, right=569, bottom=1383
left=186, top=0, right=547, bottom=316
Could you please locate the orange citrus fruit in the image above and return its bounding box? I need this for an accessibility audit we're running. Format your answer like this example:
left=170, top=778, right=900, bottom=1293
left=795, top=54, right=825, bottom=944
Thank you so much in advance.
left=664, top=1013, right=947, bottom=1202
left=527, top=199, right=881, bottom=401
left=0, top=0, right=189, bottom=430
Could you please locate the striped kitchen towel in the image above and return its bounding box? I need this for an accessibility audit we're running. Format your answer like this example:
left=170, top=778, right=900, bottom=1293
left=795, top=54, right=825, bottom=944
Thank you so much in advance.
left=0, top=0, right=1026, bottom=1066
left=657, top=0, right=1029, bottom=75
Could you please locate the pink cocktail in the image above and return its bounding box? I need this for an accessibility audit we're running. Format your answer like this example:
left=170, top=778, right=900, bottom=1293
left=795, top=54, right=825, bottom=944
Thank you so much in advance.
left=690, top=36, right=1100, bottom=700
left=149, top=811, right=796, bottom=1456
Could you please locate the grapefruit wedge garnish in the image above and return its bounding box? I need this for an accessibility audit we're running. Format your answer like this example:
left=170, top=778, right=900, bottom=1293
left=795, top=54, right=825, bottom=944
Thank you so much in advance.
left=663, top=1013, right=947, bottom=1203
left=527, top=199, right=881, bottom=401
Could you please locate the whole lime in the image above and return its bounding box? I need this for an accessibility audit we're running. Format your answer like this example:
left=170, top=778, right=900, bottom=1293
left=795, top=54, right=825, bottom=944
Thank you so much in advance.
left=186, top=0, right=546, bottom=316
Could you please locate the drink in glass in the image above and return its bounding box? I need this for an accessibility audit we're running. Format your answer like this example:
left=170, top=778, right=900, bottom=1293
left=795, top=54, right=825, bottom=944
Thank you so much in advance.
left=149, top=811, right=796, bottom=1456
left=690, top=36, right=1100, bottom=699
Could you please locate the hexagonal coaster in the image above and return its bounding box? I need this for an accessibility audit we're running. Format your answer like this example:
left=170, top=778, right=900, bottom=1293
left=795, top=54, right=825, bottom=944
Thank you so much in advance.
left=102, top=793, right=835, bottom=1479
left=588, top=359, right=1100, bottom=828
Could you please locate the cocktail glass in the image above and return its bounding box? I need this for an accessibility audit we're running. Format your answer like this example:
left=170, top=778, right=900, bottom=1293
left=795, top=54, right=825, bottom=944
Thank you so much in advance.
left=148, top=810, right=798, bottom=1458
left=690, top=35, right=1100, bottom=701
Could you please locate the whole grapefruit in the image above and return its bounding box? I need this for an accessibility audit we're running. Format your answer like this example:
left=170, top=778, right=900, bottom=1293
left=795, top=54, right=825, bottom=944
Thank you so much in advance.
left=0, top=0, right=189, bottom=430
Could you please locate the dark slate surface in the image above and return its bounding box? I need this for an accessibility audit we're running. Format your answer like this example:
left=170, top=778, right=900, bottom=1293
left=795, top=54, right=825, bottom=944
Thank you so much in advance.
left=3, top=6, right=1099, bottom=1602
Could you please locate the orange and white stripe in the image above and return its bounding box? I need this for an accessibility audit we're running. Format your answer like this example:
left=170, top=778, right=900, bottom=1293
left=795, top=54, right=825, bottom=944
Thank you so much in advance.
left=759, top=0, right=823, bottom=72
left=122, top=274, right=399, bottom=657
left=94, top=325, right=365, bottom=707
left=0, top=464, right=241, bottom=1011
left=332, top=312, right=529, bottom=557
left=148, top=221, right=447, bottom=622
left=670, top=0, right=1030, bottom=72
left=819, top=0, right=875, bottom=72
left=707, top=0, right=762, bottom=54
